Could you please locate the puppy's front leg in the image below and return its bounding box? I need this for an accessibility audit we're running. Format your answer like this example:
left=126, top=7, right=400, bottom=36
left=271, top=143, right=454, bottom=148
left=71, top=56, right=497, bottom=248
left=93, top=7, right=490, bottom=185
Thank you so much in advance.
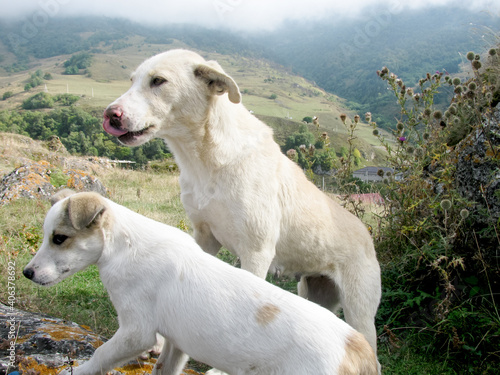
left=153, top=340, right=189, bottom=375
left=59, top=327, right=156, bottom=375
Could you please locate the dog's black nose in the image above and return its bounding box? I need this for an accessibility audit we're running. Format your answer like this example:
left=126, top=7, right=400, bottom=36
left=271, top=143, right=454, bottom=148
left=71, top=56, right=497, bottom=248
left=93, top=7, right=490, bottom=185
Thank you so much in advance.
left=23, top=268, right=35, bottom=280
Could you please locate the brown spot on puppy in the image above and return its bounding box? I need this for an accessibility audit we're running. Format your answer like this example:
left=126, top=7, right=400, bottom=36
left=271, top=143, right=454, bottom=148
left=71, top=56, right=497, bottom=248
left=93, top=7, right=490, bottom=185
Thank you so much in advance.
left=338, top=331, right=378, bottom=375
left=255, top=304, right=280, bottom=326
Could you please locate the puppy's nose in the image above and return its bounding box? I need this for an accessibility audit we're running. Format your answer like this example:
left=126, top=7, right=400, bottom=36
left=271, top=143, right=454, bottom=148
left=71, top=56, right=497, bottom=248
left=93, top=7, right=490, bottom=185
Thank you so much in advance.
left=23, top=268, right=35, bottom=280
left=104, top=105, right=123, bottom=119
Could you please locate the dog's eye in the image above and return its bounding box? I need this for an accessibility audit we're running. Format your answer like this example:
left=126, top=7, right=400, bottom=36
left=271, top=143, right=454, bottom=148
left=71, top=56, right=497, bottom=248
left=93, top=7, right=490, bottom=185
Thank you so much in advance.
left=151, top=77, right=167, bottom=87
left=53, top=234, right=68, bottom=245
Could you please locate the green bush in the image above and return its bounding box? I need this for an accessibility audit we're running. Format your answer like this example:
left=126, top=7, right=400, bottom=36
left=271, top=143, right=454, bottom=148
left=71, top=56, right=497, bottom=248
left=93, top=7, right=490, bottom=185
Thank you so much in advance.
left=2, top=91, right=14, bottom=100
left=22, top=92, right=54, bottom=109
left=370, top=46, right=500, bottom=373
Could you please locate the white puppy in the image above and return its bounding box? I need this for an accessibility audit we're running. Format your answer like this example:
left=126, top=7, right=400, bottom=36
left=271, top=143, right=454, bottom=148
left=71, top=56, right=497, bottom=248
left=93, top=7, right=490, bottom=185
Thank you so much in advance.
left=23, top=191, right=377, bottom=375
left=103, top=49, right=381, bottom=370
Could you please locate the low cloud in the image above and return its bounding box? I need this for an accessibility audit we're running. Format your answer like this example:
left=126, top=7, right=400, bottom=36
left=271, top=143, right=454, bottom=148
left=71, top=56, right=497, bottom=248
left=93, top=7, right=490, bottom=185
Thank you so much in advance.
left=0, top=0, right=498, bottom=31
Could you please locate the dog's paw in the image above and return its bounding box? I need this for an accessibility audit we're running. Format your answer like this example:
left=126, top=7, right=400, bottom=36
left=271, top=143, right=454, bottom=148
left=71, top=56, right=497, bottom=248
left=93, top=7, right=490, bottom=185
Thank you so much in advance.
left=139, top=334, right=165, bottom=360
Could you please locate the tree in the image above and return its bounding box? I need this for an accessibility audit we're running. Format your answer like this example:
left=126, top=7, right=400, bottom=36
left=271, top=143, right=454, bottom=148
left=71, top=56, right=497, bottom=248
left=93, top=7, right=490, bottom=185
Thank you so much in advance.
left=22, top=92, right=54, bottom=109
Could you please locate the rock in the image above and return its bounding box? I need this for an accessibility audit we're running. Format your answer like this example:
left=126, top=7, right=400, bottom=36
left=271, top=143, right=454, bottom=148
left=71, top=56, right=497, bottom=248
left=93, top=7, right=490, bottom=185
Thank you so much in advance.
left=0, top=304, right=202, bottom=375
left=0, top=161, right=108, bottom=206
left=455, top=106, right=500, bottom=261
left=455, top=107, right=500, bottom=218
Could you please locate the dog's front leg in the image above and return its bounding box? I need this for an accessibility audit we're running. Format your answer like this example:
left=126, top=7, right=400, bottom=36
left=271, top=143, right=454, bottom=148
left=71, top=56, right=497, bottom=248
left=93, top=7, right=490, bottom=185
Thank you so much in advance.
left=153, top=340, right=189, bottom=375
left=60, top=328, right=156, bottom=375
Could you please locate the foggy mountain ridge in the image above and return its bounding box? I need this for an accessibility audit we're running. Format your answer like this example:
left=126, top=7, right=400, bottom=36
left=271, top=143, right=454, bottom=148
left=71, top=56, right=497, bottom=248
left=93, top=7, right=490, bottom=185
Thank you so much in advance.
left=0, top=5, right=498, bottom=128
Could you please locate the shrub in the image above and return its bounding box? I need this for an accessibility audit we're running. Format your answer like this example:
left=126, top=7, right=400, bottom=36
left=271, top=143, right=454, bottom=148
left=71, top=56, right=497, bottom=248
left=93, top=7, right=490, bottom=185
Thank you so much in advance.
left=371, top=46, right=500, bottom=373
left=2, top=91, right=14, bottom=100
left=22, top=92, right=54, bottom=109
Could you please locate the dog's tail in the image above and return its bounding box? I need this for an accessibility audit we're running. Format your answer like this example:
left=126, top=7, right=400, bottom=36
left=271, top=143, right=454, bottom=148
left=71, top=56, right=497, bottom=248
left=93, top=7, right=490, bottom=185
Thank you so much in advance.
left=338, top=331, right=379, bottom=375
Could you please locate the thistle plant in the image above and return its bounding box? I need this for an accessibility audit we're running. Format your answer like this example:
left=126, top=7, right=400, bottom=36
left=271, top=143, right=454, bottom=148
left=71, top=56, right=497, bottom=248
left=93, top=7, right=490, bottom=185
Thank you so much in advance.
left=372, top=44, right=500, bottom=373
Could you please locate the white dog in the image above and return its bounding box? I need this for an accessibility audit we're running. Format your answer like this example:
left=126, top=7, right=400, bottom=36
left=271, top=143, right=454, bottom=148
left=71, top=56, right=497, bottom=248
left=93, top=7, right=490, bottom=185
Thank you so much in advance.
left=23, top=190, right=377, bottom=375
left=103, top=49, right=381, bottom=369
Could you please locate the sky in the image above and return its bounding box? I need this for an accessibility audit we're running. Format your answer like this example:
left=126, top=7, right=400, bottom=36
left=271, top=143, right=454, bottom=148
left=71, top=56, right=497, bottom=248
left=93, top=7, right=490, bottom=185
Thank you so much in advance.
left=0, top=0, right=498, bottom=31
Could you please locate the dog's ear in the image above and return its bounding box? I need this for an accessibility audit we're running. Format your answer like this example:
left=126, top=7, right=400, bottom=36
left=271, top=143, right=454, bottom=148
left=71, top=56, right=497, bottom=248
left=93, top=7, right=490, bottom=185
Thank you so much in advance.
left=194, top=62, right=241, bottom=104
left=50, top=189, right=76, bottom=206
left=67, top=193, right=107, bottom=230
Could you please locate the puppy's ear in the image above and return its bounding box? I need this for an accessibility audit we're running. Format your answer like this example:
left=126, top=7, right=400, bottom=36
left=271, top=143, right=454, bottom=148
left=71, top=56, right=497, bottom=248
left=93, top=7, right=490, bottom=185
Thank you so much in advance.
left=67, top=193, right=107, bottom=230
left=50, top=189, right=75, bottom=206
left=194, top=62, right=241, bottom=104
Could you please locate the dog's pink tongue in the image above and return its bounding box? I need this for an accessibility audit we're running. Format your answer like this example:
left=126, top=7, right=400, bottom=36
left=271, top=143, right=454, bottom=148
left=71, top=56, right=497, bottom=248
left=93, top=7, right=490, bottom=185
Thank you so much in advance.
left=103, top=118, right=128, bottom=137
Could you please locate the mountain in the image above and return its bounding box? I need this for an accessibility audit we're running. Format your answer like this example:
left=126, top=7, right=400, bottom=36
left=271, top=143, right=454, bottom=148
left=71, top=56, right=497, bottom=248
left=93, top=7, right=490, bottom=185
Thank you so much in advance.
left=0, top=20, right=389, bottom=167
left=2, top=6, right=497, bottom=131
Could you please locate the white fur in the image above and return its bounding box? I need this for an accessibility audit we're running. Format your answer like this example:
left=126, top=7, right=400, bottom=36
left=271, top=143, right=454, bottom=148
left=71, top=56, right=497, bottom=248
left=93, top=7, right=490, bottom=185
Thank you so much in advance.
left=23, top=192, right=377, bottom=375
left=103, top=49, right=382, bottom=371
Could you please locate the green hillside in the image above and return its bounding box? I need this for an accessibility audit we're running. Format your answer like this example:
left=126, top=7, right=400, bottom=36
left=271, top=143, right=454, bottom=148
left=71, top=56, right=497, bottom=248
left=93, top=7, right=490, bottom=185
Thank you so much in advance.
left=0, top=32, right=388, bottom=166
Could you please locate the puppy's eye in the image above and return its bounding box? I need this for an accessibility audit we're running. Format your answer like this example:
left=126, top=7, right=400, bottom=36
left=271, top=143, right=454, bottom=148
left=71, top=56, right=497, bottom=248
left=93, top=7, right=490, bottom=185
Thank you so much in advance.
left=53, top=234, right=68, bottom=245
left=151, top=77, right=167, bottom=87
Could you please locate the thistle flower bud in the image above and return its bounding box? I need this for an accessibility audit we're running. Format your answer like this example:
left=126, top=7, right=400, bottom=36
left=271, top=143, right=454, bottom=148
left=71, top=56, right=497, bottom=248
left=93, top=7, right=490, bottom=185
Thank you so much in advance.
left=448, top=105, right=457, bottom=115
left=468, top=82, right=477, bottom=91
left=454, top=85, right=463, bottom=94
left=440, top=199, right=452, bottom=211
left=396, top=122, right=404, bottom=131
left=340, top=113, right=347, bottom=124
left=423, top=132, right=430, bottom=140
left=354, top=115, right=360, bottom=123
left=423, top=108, right=432, bottom=117
left=466, top=51, right=475, bottom=61
left=433, top=110, right=443, bottom=120
left=472, top=60, right=482, bottom=70
left=489, top=48, right=497, bottom=56
left=460, top=209, right=469, bottom=219
left=407, top=146, right=415, bottom=154
left=373, top=129, right=379, bottom=136
left=377, top=169, right=385, bottom=177
left=415, top=147, right=424, bottom=157
left=452, top=77, right=461, bottom=86
left=453, top=118, right=460, bottom=126
left=308, top=144, right=315, bottom=156
left=474, top=54, right=480, bottom=61
left=286, top=149, right=297, bottom=160
left=381, top=66, right=389, bottom=75
left=299, top=144, right=307, bottom=153
left=365, top=112, right=372, bottom=122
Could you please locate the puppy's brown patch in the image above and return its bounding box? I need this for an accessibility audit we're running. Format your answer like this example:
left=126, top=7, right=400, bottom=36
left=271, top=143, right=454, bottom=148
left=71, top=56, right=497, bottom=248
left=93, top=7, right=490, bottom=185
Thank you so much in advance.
left=255, top=303, right=280, bottom=326
left=338, top=331, right=378, bottom=375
